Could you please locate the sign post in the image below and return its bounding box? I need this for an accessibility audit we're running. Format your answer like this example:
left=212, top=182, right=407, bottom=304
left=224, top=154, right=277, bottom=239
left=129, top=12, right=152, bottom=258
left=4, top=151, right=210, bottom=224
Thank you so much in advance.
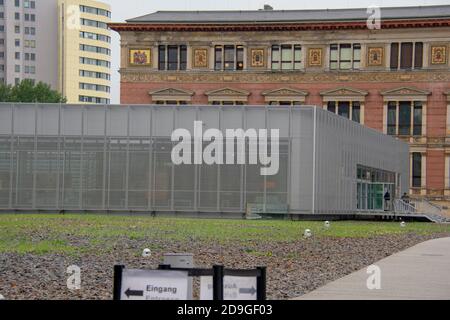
left=113, top=265, right=266, bottom=301
left=114, top=266, right=189, bottom=300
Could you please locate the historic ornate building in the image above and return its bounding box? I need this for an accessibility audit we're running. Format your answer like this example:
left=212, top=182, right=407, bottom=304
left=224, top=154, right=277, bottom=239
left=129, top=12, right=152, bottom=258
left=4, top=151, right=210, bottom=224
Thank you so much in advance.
left=110, top=5, right=450, bottom=199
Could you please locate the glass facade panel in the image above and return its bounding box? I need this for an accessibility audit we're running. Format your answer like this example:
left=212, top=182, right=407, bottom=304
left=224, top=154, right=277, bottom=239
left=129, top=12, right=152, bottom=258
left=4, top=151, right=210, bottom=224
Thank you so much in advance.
left=0, top=104, right=408, bottom=214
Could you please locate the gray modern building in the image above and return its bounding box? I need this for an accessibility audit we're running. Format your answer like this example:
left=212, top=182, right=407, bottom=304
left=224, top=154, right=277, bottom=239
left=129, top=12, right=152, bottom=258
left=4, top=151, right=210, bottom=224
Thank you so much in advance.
left=0, top=103, right=409, bottom=214
left=0, top=0, right=58, bottom=87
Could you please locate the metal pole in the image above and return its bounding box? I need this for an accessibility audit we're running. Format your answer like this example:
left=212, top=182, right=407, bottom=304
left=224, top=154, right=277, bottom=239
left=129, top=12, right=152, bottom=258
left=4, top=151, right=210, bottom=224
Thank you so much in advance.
left=256, top=266, right=267, bottom=300
left=213, top=265, right=224, bottom=301
left=113, top=265, right=124, bottom=300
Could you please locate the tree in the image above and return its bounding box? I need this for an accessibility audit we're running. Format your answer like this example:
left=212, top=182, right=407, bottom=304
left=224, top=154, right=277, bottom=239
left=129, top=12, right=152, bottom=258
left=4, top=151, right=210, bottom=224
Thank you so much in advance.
left=0, top=79, right=66, bottom=103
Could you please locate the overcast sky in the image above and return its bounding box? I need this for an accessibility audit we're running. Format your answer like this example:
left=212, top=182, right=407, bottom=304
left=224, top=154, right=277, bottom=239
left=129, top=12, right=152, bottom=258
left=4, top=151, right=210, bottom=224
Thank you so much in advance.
left=102, top=0, right=449, bottom=103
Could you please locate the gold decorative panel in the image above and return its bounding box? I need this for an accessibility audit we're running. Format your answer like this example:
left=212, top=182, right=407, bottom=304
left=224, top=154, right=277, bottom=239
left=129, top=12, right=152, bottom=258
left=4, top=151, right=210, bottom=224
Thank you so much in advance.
left=193, top=48, right=208, bottom=68
left=431, top=46, right=447, bottom=65
left=129, top=49, right=151, bottom=66
left=250, top=48, right=265, bottom=67
left=308, top=48, right=323, bottom=67
left=367, top=47, right=384, bottom=66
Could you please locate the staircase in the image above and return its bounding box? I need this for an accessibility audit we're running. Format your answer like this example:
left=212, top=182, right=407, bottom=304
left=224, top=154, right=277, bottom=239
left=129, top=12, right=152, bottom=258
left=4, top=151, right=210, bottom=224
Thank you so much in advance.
left=410, top=199, right=450, bottom=223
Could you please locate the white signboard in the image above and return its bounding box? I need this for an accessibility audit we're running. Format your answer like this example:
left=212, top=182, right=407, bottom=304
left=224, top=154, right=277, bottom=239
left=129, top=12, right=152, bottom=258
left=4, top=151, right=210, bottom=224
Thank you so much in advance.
left=200, top=276, right=257, bottom=300
left=120, top=269, right=189, bottom=300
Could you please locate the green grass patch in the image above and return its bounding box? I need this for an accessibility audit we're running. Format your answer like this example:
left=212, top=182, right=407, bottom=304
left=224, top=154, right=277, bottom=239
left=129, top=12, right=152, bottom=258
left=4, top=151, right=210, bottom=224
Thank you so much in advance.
left=0, top=214, right=449, bottom=255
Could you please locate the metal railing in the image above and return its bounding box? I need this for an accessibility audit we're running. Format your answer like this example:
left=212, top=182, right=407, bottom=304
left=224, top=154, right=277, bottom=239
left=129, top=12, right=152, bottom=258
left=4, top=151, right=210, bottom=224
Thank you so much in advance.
left=393, top=199, right=417, bottom=214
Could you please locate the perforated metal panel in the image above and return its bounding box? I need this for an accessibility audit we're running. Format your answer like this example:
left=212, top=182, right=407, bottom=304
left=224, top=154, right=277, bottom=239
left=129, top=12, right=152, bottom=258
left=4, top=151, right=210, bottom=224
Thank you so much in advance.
left=0, top=103, right=409, bottom=214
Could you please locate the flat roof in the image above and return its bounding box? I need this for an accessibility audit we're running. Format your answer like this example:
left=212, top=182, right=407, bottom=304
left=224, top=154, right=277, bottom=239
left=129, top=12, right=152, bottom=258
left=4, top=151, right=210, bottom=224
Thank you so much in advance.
left=127, top=5, right=450, bottom=24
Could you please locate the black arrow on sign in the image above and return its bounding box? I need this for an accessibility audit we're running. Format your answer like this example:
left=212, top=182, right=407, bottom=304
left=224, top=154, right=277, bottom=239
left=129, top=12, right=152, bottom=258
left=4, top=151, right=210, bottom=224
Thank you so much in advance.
left=239, top=287, right=257, bottom=295
left=125, top=288, right=144, bottom=298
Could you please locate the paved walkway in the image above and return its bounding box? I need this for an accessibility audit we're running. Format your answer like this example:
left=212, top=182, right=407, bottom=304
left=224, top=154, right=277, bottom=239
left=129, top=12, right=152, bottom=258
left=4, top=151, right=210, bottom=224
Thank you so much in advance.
left=297, top=237, right=450, bottom=300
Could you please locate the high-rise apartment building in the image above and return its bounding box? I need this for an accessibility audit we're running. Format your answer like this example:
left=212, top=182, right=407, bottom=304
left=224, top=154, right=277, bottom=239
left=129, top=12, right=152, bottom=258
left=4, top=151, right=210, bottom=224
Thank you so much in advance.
left=58, top=0, right=111, bottom=104
left=0, top=0, right=58, bottom=87
left=0, top=0, right=111, bottom=104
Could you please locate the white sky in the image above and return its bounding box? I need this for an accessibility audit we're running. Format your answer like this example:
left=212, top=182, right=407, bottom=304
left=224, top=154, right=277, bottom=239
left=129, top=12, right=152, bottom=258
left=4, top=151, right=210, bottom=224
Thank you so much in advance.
left=102, top=0, right=449, bottom=103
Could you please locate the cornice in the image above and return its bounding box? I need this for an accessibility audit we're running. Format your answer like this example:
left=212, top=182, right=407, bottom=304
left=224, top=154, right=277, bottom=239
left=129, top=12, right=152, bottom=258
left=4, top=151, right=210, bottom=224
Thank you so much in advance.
left=109, top=19, right=450, bottom=33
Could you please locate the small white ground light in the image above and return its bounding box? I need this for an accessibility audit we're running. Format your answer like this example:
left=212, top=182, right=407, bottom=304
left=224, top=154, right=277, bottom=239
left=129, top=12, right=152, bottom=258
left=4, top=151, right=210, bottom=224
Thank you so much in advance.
left=304, top=229, right=312, bottom=238
left=324, top=221, right=331, bottom=228
left=400, top=221, right=406, bottom=228
left=142, top=248, right=151, bottom=258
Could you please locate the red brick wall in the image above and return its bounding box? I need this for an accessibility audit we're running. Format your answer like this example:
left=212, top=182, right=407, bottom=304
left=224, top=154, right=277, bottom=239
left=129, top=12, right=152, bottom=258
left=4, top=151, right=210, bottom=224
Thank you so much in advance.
left=121, top=79, right=449, bottom=197
left=427, top=149, right=445, bottom=193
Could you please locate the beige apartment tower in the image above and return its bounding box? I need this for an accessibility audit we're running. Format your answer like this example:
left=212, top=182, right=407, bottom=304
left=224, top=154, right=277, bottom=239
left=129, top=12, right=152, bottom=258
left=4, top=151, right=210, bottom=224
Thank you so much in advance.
left=58, top=0, right=111, bottom=104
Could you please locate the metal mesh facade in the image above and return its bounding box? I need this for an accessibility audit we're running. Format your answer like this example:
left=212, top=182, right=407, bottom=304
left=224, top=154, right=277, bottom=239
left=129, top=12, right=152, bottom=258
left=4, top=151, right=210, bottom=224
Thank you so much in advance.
left=0, top=103, right=409, bottom=214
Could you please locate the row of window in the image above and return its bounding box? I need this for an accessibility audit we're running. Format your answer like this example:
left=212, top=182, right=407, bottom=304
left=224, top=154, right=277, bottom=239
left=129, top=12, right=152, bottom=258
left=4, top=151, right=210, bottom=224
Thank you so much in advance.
left=14, top=52, right=36, bottom=61
left=79, top=82, right=110, bottom=93
left=79, top=44, right=110, bottom=56
left=12, top=12, right=35, bottom=21
left=80, top=18, right=108, bottom=30
left=1, top=25, right=37, bottom=36
left=154, top=42, right=431, bottom=71
left=79, top=95, right=110, bottom=104
left=80, top=31, right=110, bottom=43
left=0, top=0, right=35, bottom=8
left=80, top=5, right=111, bottom=18
left=79, top=57, right=110, bottom=68
left=79, top=69, right=110, bottom=80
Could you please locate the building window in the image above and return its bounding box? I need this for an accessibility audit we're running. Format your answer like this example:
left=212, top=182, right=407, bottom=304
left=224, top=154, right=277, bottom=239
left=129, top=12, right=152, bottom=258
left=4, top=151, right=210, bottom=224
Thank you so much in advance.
left=15, top=25, right=20, bottom=33
left=158, top=45, right=187, bottom=71
left=80, top=5, right=111, bottom=18
left=271, top=45, right=302, bottom=70
left=79, top=31, right=111, bottom=43
left=268, top=101, right=303, bottom=106
left=79, top=95, right=110, bottom=104
left=326, top=101, right=361, bottom=123
left=412, top=153, right=422, bottom=188
left=214, top=45, right=244, bottom=71
left=15, top=12, right=20, bottom=20
left=386, top=101, right=423, bottom=136
left=80, top=57, right=110, bottom=68
left=15, top=65, right=20, bottom=72
left=155, top=100, right=188, bottom=105
left=79, top=82, right=110, bottom=93
left=210, top=101, right=245, bottom=106
left=79, top=44, right=110, bottom=55
left=15, top=0, right=19, bottom=7
left=15, top=39, right=20, bottom=47
left=390, top=42, right=423, bottom=70
left=79, top=69, right=110, bottom=80
left=80, top=18, right=108, bottom=29
left=330, top=43, right=361, bottom=70
left=15, top=52, right=20, bottom=59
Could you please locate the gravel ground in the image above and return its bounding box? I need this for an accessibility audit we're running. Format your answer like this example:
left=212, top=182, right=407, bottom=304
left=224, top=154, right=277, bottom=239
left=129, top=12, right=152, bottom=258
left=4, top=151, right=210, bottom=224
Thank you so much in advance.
left=1, top=232, right=448, bottom=300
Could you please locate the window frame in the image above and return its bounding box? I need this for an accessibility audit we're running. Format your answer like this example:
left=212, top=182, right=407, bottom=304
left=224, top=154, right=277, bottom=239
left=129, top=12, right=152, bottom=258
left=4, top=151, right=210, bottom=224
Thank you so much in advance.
left=326, top=100, right=362, bottom=123
left=158, top=45, right=187, bottom=71
left=214, top=45, right=244, bottom=71
left=390, top=42, right=423, bottom=70
left=386, top=101, right=423, bottom=136
left=329, top=43, right=361, bottom=70
left=271, top=44, right=303, bottom=71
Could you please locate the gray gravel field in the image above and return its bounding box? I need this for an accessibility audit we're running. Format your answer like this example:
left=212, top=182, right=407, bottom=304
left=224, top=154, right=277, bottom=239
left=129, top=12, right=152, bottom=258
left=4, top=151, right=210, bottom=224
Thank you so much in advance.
left=0, top=233, right=447, bottom=300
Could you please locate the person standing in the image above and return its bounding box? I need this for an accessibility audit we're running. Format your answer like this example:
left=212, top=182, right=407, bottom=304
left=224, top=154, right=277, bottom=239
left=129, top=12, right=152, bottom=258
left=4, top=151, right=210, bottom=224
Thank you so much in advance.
left=384, top=190, right=391, bottom=211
